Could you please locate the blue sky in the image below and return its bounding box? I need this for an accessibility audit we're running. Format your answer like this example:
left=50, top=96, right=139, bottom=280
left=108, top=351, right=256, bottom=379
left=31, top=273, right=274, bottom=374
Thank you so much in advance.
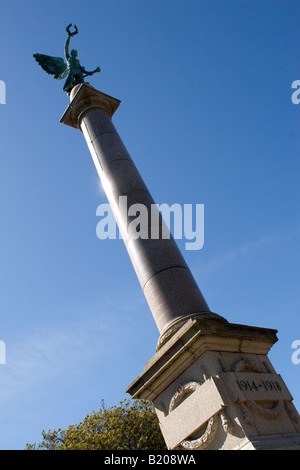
left=0, top=0, right=299, bottom=449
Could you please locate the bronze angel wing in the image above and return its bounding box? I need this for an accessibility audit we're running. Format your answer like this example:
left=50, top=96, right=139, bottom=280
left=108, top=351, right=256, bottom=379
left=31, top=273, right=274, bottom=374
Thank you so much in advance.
left=33, top=53, right=68, bottom=80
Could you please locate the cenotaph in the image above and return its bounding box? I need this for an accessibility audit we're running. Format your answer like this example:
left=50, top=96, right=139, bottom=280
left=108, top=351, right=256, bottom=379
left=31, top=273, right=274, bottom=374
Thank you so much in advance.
left=35, top=25, right=300, bottom=450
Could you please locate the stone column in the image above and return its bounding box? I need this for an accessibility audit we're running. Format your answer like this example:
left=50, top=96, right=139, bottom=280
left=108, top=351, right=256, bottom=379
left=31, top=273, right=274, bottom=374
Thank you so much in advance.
left=60, top=83, right=225, bottom=343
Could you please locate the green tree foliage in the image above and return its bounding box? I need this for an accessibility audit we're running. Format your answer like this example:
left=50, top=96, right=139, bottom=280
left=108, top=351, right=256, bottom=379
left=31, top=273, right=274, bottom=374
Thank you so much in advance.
left=26, top=399, right=166, bottom=450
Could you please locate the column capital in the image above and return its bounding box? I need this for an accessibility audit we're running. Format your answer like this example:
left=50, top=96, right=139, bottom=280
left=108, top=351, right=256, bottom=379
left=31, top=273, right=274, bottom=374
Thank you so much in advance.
left=60, top=83, right=121, bottom=129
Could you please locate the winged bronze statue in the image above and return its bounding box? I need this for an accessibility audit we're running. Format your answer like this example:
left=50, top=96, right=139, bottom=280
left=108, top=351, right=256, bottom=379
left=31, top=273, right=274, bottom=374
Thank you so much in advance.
left=33, top=24, right=100, bottom=95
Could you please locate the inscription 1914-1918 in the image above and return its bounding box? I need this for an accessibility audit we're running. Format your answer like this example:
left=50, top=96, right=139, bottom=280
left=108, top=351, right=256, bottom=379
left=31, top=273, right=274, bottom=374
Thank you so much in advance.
left=237, top=379, right=282, bottom=393
left=222, top=372, right=292, bottom=402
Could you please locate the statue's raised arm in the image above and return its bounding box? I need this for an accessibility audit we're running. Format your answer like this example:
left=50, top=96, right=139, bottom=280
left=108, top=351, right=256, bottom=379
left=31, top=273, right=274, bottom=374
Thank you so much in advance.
left=64, top=23, right=78, bottom=60
left=33, top=24, right=101, bottom=95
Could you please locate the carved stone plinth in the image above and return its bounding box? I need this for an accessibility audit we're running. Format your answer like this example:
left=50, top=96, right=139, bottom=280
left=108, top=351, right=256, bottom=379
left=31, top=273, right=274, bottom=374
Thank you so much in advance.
left=126, top=319, right=300, bottom=450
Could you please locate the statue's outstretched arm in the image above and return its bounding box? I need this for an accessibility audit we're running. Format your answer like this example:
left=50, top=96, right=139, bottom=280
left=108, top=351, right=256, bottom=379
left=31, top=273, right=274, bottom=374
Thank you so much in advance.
left=80, top=65, right=101, bottom=77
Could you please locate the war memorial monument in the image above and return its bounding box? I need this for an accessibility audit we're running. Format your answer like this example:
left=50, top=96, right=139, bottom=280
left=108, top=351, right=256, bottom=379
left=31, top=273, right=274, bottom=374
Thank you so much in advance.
left=34, top=25, right=300, bottom=450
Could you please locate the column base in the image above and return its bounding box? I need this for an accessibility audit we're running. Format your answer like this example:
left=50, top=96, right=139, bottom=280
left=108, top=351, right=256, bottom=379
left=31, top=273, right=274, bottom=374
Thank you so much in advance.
left=126, top=318, right=300, bottom=450
left=156, top=311, right=227, bottom=351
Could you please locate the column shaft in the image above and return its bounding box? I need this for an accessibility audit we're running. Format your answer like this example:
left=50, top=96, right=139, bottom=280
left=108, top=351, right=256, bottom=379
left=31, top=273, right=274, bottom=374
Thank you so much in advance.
left=60, top=84, right=225, bottom=336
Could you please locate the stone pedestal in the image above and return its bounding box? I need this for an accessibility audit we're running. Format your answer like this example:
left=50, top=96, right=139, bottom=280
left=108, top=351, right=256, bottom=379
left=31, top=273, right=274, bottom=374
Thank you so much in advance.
left=126, top=319, right=300, bottom=450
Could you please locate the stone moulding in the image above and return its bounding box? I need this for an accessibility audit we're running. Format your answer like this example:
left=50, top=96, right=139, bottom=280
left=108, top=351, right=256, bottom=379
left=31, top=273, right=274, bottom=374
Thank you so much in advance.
left=60, top=83, right=121, bottom=129
left=245, top=399, right=283, bottom=421
left=180, top=415, right=218, bottom=450
left=156, top=312, right=227, bottom=351
left=179, top=408, right=235, bottom=450
left=168, top=381, right=201, bottom=414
